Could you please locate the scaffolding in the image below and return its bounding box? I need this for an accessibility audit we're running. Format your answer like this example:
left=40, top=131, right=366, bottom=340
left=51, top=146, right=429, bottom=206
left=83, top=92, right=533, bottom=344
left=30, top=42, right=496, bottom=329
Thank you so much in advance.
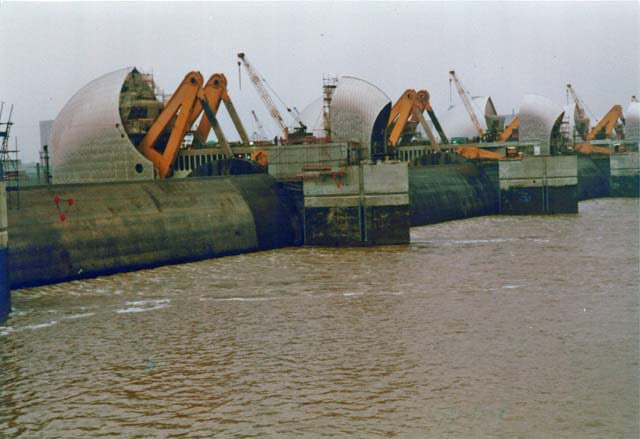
left=0, top=102, right=21, bottom=207
left=322, top=76, right=338, bottom=141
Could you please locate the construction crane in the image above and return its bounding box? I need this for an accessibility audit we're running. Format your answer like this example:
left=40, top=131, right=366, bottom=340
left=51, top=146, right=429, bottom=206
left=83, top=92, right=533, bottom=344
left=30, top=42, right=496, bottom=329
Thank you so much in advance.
left=237, top=52, right=306, bottom=142
left=586, top=105, right=624, bottom=141
left=137, top=72, right=250, bottom=178
left=449, top=70, right=483, bottom=139
left=566, top=84, right=591, bottom=139
left=251, top=110, right=269, bottom=141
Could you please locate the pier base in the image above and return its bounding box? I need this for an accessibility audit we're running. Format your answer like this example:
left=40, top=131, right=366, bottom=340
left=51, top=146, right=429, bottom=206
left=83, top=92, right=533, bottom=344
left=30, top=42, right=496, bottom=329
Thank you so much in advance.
left=0, top=175, right=9, bottom=324
left=609, top=152, right=639, bottom=197
left=577, top=155, right=610, bottom=200
left=303, top=162, right=410, bottom=246
left=499, top=155, right=578, bottom=214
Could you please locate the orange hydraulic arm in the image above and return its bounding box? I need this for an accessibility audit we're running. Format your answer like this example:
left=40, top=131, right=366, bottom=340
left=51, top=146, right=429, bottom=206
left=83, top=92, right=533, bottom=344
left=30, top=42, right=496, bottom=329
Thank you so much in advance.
left=575, top=144, right=613, bottom=155
left=499, top=117, right=519, bottom=142
left=586, top=105, right=624, bottom=141
left=388, top=89, right=440, bottom=150
left=138, top=72, right=249, bottom=178
left=138, top=72, right=203, bottom=178
left=455, top=146, right=505, bottom=160
left=416, top=90, right=449, bottom=144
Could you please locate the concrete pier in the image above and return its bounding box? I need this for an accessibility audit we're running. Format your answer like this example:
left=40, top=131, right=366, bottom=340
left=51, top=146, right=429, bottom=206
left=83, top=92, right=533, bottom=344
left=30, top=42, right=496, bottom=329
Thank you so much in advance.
left=7, top=174, right=298, bottom=288
left=609, top=152, right=639, bottom=197
left=0, top=168, right=9, bottom=323
left=577, top=155, right=610, bottom=200
left=303, top=162, right=410, bottom=246
left=499, top=155, right=578, bottom=214
left=409, top=162, right=499, bottom=226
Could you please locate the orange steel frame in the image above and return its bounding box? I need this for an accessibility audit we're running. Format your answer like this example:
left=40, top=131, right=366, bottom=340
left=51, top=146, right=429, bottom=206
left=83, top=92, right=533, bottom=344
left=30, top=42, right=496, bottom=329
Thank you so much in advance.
left=586, top=105, right=624, bottom=141
left=387, top=89, right=441, bottom=150
left=138, top=72, right=249, bottom=178
left=499, top=117, right=519, bottom=142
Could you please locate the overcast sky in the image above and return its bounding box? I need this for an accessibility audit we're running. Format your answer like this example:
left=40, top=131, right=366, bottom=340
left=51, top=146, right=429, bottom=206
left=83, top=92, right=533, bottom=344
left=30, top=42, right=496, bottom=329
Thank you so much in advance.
left=1, top=1, right=638, bottom=162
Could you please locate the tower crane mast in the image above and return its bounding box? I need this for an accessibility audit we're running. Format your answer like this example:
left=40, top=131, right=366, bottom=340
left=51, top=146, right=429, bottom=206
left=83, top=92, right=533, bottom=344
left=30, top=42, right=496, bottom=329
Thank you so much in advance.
left=449, top=70, right=483, bottom=138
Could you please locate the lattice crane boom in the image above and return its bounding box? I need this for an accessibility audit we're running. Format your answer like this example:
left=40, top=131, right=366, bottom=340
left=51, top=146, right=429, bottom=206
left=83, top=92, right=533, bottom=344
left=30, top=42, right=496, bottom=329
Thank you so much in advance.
left=251, top=110, right=268, bottom=141
left=566, top=84, right=587, bottom=121
left=449, top=70, right=483, bottom=137
left=237, top=53, right=289, bottom=140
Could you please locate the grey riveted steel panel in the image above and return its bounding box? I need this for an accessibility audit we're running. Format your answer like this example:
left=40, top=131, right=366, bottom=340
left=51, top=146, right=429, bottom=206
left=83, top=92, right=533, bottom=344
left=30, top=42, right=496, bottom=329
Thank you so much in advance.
left=329, top=76, right=391, bottom=159
left=624, top=100, right=640, bottom=142
left=298, top=97, right=325, bottom=138
left=298, top=76, right=391, bottom=159
left=50, top=67, right=154, bottom=184
left=439, top=96, right=497, bottom=139
left=519, top=94, right=564, bottom=154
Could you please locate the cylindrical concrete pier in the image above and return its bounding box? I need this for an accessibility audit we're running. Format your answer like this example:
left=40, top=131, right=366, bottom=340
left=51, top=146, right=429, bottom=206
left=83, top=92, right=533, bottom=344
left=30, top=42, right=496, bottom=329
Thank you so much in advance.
left=409, top=163, right=499, bottom=226
left=7, top=174, right=298, bottom=288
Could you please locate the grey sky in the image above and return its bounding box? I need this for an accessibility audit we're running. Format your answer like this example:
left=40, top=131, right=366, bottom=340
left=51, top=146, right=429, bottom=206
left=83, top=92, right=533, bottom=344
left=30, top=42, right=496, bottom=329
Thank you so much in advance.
left=1, top=1, right=638, bottom=162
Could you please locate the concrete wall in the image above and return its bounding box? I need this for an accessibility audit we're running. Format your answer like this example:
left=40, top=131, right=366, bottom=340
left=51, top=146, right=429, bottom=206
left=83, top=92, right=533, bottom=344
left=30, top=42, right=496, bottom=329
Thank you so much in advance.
left=409, top=163, right=499, bottom=226
left=499, top=155, right=578, bottom=214
left=0, top=174, right=9, bottom=322
left=609, top=152, right=639, bottom=197
left=267, top=143, right=355, bottom=181
left=7, top=174, right=297, bottom=288
left=303, top=162, right=410, bottom=246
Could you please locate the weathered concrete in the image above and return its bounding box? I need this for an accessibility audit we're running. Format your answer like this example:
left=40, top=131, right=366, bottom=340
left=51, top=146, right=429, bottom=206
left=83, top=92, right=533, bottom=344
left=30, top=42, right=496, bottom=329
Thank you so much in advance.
left=303, top=162, right=410, bottom=246
left=409, top=162, right=499, bottom=226
left=7, top=174, right=297, bottom=288
left=577, top=155, right=610, bottom=200
left=609, top=152, right=639, bottom=197
left=499, top=155, right=578, bottom=214
left=267, top=143, right=357, bottom=181
left=0, top=171, right=9, bottom=323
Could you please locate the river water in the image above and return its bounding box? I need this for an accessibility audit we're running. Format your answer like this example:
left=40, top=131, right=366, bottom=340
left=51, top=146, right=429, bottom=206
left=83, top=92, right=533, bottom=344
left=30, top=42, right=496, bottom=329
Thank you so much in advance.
left=0, top=198, right=638, bottom=438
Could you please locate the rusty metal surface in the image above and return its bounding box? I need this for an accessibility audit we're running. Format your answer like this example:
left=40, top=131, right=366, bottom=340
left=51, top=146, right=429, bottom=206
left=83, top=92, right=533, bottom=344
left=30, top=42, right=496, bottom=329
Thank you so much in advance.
left=50, top=67, right=154, bottom=184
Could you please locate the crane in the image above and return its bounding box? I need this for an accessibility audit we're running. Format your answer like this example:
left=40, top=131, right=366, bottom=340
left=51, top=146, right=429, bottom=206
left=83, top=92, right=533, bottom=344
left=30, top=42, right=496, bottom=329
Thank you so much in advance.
left=237, top=52, right=306, bottom=142
left=566, top=84, right=591, bottom=139
left=251, top=110, right=269, bottom=141
left=136, top=72, right=249, bottom=178
left=449, top=70, right=483, bottom=139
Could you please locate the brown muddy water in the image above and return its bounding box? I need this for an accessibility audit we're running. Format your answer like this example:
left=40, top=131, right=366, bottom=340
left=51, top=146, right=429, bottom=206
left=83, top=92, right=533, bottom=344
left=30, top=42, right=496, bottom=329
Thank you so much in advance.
left=0, top=198, right=638, bottom=438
